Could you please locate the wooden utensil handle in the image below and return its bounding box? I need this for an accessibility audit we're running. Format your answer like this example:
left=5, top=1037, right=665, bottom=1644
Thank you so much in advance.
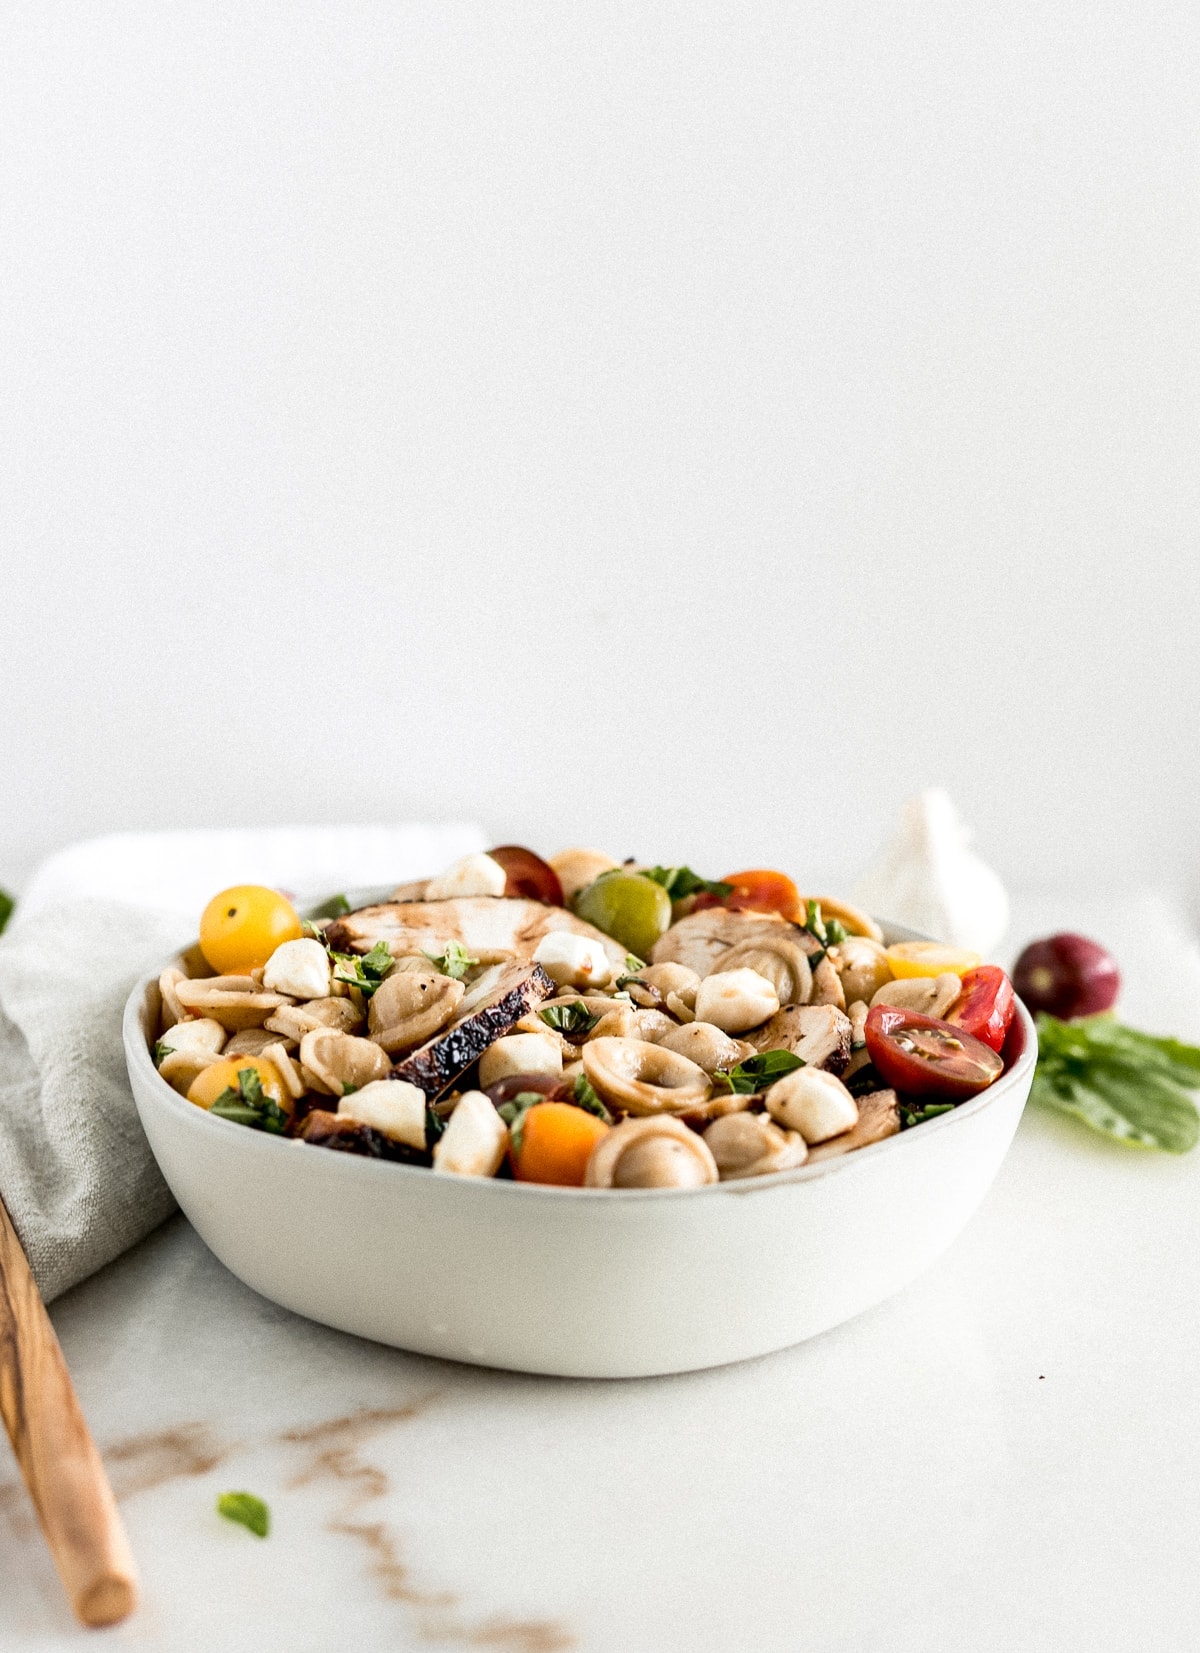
left=0, top=1197, right=138, bottom=1627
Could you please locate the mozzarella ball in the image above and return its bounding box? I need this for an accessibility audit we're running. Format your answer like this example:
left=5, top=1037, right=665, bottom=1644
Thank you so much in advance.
left=432, top=1090, right=509, bottom=1177
left=693, top=968, right=780, bottom=1034
left=338, top=1079, right=427, bottom=1148
left=262, top=938, right=333, bottom=1000
left=426, top=853, right=507, bottom=901
left=767, top=1068, right=858, bottom=1143
left=532, top=930, right=613, bottom=990
left=479, top=1033, right=564, bottom=1088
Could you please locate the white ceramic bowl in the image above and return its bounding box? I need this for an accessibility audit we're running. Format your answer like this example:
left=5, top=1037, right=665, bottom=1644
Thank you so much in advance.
left=124, top=923, right=1036, bottom=1378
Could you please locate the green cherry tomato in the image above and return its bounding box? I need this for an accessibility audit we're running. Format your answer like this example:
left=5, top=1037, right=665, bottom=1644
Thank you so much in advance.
left=573, top=872, right=673, bottom=959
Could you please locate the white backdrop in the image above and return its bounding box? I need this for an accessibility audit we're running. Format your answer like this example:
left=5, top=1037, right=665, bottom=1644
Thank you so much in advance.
left=2, top=3, right=1197, bottom=903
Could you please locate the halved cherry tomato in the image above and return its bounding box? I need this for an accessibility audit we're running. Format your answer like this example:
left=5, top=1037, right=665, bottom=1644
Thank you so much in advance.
left=945, top=965, right=1015, bottom=1053
left=886, top=941, right=981, bottom=980
left=864, top=1006, right=1004, bottom=1101
left=487, top=846, right=564, bottom=906
left=718, top=869, right=803, bottom=922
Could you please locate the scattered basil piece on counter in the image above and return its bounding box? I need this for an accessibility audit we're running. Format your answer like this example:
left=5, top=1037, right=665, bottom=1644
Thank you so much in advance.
left=332, top=940, right=394, bottom=997
left=308, top=893, right=351, bottom=920
left=540, top=1002, right=601, bottom=1038
left=713, top=1049, right=805, bottom=1095
left=1031, top=1013, right=1200, bottom=1153
left=217, top=1491, right=270, bottom=1538
left=0, top=889, right=13, bottom=935
left=424, top=940, right=479, bottom=980
left=642, top=866, right=734, bottom=903
left=572, top=1071, right=612, bottom=1123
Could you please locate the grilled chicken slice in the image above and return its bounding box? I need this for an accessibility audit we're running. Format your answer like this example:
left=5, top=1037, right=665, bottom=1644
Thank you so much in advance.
left=649, top=909, right=819, bottom=978
left=742, top=1004, right=852, bottom=1075
left=392, top=961, right=555, bottom=1098
left=326, top=897, right=626, bottom=971
left=807, top=1089, right=900, bottom=1161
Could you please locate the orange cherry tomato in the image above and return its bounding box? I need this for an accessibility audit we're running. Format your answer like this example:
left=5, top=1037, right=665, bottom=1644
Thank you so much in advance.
left=511, top=1101, right=609, bottom=1186
left=186, top=1056, right=288, bottom=1114
left=198, top=885, right=303, bottom=973
left=720, top=869, right=803, bottom=923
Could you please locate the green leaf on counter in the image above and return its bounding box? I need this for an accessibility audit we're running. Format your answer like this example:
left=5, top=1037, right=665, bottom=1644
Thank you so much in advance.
left=1031, top=1013, right=1200, bottom=1153
left=539, top=1001, right=601, bottom=1038
left=217, top=1491, right=270, bottom=1538
left=424, top=940, right=479, bottom=980
left=0, top=889, right=12, bottom=935
left=642, top=866, right=733, bottom=903
left=713, top=1049, right=804, bottom=1096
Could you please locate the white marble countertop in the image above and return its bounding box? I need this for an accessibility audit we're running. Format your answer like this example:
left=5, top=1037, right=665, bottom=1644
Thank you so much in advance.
left=3, top=891, right=1200, bottom=1652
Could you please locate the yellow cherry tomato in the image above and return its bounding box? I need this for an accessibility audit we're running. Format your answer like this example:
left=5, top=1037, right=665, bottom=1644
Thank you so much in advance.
left=886, top=941, right=982, bottom=980
left=198, top=884, right=302, bottom=973
left=187, top=1056, right=288, bottom=1114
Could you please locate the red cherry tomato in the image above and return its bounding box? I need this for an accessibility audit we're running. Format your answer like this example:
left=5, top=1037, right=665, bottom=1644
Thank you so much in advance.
left=487, top=846, right=564, bottom=906
left=717, top=869, right=803, bottom=922
left=864, top=1006, right=1004, bottom=1101
left=945, top=965, right=1016, bottom=1053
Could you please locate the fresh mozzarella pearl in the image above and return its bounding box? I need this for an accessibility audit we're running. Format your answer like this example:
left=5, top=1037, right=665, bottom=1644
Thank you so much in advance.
left=262, top=938, right=332, bottom=1000
left=337, top=1079, right=427, bottom=1148
left=479, top=1033, right=563, bottom=1088
left=693, top=968, right=780, bottom=1034
left=532, top=930, right=612, bottom=989
left=432, top=1090, right=509, bottom=1177
left=426, top=853, right=507, bottom=901
left=767, top=1068, right=858, bottom=1143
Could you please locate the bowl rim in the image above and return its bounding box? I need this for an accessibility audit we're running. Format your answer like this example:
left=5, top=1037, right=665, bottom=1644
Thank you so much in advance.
left=124, top=921, right=1037, bottom=1205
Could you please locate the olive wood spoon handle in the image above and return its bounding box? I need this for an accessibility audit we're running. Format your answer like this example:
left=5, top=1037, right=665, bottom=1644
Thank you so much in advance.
left=0, top=1195, right=138, bottom=1627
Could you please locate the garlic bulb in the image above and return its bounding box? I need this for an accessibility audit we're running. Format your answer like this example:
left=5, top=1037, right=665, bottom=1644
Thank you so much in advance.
left=852, top=790, right=1009, bottom=955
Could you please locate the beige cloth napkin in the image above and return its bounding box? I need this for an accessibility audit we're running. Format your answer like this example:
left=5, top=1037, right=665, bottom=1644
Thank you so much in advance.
left=0, top=824, right=484, bottom=1301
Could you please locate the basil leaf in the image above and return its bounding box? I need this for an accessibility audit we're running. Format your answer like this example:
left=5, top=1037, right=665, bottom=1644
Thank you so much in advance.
left=153, top=1040, right=172, bottom=1068
left=539, top=1002, right=601, bottom=1038
left=332, top=941, right=394, bottom=997
left=424, top=940, right=479, bottom=980
left=308, top=893, right=351, bottom=920
left=714, top=1049, right=804, bottom=1095
left=624, top=953, right=646, bottom=974
left=209, top=1070, right=289, bottom=1135
left=209, top=1096, right=264, bottom=1128
left=1031, top=1012, right=1200, bottom=1153
left=217, top=1491, right=270, bottom=1538
left=641, top=866, right=733, bottom=903
left=0, top=889, right=13, bottom=935
left=572, top=1071, right=612, bottom=1123
left=899, top=1101, right=956, bottom=1130
left=496, top=1092, right=543, bottom=1155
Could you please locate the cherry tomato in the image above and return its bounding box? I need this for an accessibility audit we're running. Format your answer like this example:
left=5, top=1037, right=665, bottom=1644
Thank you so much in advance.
left=186, top=1056, right=288, bottom=1113
left=719, top=869, right=803, bottom=922
left=945, top=965, right=1016, bottom=1053
left=487, top=846, right=564, bottom=906
left=886, top=941, right=981, bottom=980
left=864, top=1006, right=1004, bottom=1101
left=198, top=885, right=302, bottom=973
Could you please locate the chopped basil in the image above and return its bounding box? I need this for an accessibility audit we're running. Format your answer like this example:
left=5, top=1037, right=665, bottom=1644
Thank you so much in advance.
left=1031, top=1013, right=1200, bottom=1153
left=496, top=1091, right=545, bottom=1155
left=572, top=1071, right=612, bottom=1123
left=331, top=940, right=394, bottom=997
left=308, top=893, right=351, bottom=920
left=153, top=1040, right=172, bottom=1068
left=424, top=940, right=479, bottom=980
left=217, top=1491, right=270, bottom=1538
left=539, top=1001, right=601, bottom=1038
left=624, top=953, right=646, bottom=974
left=641, top=866, right=733, bottom=903
left=713, top=1049, right=805, bottom=1095
left=0, top=889, right=13, bottom=935
left=209, top=1068, right=290, bottom=1135
left=803, top=900, right=847, bottom=950
left=899, top=1101, right=956, bottom=1130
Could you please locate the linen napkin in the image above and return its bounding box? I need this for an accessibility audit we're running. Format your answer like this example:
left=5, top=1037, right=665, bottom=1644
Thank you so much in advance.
left=0, top=823, right=484, bottom=1302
